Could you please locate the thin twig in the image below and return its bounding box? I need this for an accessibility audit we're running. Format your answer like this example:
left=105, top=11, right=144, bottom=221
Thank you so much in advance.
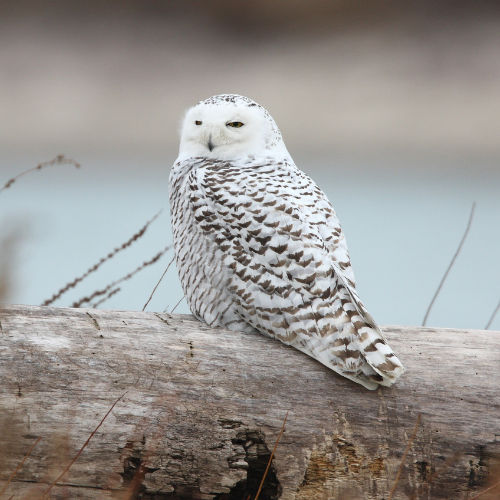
left=118, top=393, right=179, bottom=500
left=255, top=411, right=289, bottom=500
left=388, top=414, right=421, bottom=500
left=123, top=461, right=149, bottom=500
left=91, top=287, right=121, bottom=308
left=42, top=393, right=125, bottom=498
left=42, top=211, right=163, bottom=306
left=470, top=478, right=500, bottom=499
left=71, top=245, right=171, bottom=308
left=0, top=155, right=80, bottom=194
left=142, top=256, right=175, bottom=311
left=422, top=202, right=476, bottom=326
left=0, top=436, right=42, bottom=496
left=171, top=296, right=185, bottom=314
left=485, top=299, right=500, bottom=330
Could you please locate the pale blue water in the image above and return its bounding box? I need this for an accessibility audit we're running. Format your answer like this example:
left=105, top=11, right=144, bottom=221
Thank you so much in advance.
left=1, top=153, right=499, bottom=330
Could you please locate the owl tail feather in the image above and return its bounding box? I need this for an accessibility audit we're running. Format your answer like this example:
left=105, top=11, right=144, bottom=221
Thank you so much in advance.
left=332, top=271, right=406, bottom=389
left=290, top=323, right=405, bottom=391
left=357, top=323, right=406, bottom=388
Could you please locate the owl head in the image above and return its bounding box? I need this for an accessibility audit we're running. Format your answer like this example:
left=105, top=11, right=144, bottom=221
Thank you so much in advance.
left=177, top=94, right=290, bottom=161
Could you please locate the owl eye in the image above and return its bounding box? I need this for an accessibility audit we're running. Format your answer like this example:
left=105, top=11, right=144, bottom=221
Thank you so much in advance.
left=195, top=120, right=202, bottom=125
left=226, top=121, right=244, bottom=128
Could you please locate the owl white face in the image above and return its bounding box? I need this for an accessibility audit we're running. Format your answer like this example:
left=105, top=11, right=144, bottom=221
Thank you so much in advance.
left=177, top=94, right=289, bottom=161
left=178, top=103, right=269, bottom=160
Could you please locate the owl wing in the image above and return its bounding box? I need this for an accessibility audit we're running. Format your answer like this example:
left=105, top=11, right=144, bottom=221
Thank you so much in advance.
left=189, top=159, right=404, bottom=389
left=290, top=168, right=357, bottom=288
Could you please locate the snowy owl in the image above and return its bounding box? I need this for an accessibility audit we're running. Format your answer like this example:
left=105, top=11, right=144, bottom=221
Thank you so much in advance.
left=169, top=94, right=404, bottom=390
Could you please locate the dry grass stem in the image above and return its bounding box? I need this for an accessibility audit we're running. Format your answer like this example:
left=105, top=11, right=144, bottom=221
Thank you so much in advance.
left=484, top=299, right=500, bottom=330
left=142, top=255, right=175, bottom=311
left=122, top=462, right=148, bottom=500
left=71, top=245, right=171, bottom=308
left=121, top=438, right=158, bottom=500
left=254, top=411, right=289, bottom=500
left=170, top=296, right=185, bottom=313
left=117, top=393, right=179, bottom=500
left=0, top=436, right=42, bottom=497
left=0, top=155, right=80, bottom=195
left=91, top=287, right=121, bottom=308
left=470, top=478, right=500, bottom=499
left=42, top=210, right=163, bottom=306
left=388, top=413, right=421, bottom=500
left=42, top=393, right=125, bottom=498
left=422, top=202, right=476, bottom=326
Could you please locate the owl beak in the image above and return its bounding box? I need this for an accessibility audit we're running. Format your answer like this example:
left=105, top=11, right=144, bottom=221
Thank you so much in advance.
left=207, top=135, right=215, bottom=152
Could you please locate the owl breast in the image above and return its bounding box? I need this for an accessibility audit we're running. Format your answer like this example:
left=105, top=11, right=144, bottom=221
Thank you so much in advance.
left=169, top=158, right=256, bottom=332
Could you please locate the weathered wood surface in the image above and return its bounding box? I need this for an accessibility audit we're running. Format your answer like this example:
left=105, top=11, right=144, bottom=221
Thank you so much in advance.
left=0, top=304, right=499, bottom=500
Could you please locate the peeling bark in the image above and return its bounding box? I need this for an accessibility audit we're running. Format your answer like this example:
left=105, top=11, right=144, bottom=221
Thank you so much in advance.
left=0, top=305, right=499, bottom=499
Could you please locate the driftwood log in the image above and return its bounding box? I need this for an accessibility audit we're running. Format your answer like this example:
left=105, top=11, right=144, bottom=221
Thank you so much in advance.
left=0, top=304, right=499, bottom=499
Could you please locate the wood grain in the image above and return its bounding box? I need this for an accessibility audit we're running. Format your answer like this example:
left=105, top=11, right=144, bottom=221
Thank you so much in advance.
left=0, top=304, right=499, bottom=499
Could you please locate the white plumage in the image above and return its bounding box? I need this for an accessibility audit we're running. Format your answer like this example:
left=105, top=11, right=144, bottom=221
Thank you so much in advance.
left=169, top=94, right=404, bottom=390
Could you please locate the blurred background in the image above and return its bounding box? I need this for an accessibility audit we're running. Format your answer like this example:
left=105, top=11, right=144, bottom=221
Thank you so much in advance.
left=0, top=0, right=499, bottom=328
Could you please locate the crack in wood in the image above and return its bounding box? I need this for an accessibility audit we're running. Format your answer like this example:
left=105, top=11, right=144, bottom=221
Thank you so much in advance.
left=86, top=312, right=100, bottom=330
left=154, top=312, right=171, bottom=326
